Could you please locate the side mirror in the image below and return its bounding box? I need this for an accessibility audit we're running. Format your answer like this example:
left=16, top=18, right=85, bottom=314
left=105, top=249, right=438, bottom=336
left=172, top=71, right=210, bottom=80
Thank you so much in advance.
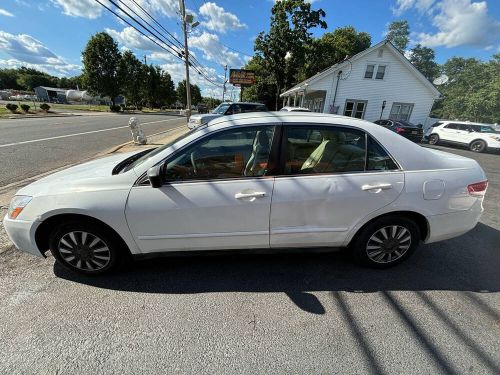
left=147, top=164, right=164, bottom=188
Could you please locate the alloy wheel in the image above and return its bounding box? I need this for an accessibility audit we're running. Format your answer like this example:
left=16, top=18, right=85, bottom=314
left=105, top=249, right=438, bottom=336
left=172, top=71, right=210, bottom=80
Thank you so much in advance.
left=58, top=231, right=111, bottom=271
left=366, top=225, right=412, bottom=264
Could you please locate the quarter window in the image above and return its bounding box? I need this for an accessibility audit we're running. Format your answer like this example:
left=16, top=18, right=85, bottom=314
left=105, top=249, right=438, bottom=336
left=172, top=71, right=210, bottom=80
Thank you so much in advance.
left=164, top=126, right=275, bottom=181
left=389, top=103, right=414, bottom=121
left=367, top=136, right=398, bottom=171
left=284, top=126, right=366, bottom=175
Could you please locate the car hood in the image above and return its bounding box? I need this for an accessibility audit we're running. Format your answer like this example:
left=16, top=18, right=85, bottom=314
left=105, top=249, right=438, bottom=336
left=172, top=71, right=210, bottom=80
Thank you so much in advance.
left=17, top=151, right=140, bottom=197
left=190, top=113, right=223, bottom=123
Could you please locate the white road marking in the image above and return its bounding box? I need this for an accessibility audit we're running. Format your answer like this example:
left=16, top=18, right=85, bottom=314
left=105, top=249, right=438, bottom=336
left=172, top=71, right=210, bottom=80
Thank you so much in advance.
left=0, top=118, right=184, bottom=149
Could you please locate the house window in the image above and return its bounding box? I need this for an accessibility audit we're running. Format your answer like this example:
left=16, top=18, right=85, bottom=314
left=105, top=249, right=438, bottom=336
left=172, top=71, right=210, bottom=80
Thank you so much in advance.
left=364, top=64, right=375, bottom=79
left=312, top=98, right=324, bottom=113
left=376, top=65, right=386, bottom=79
left=344, top=99, right=367, bottom=119
left=389, top=102, right=414, bottom=121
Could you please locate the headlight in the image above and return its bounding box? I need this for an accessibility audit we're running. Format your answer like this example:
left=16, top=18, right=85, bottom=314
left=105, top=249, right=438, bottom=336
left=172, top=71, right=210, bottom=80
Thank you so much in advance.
left=8, top=195, right=32, bottom=219
left=489, top=135, right=500, bottom=142
left=189, top=118, right=202, bottom=124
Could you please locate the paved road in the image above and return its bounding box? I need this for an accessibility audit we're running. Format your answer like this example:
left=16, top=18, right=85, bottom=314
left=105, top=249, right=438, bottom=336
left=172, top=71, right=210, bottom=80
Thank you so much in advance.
left=0, top=144, right=499, bottom=374
left=0, top=113, right=186, bottom=188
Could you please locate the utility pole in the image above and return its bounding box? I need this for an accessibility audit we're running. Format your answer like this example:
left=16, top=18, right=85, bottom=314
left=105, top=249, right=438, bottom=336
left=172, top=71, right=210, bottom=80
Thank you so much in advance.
left=180, top=0, right=191, bottom=121
left=143, top=55, right=147, bottom=65
left=222, top=65, right=228, bottom=102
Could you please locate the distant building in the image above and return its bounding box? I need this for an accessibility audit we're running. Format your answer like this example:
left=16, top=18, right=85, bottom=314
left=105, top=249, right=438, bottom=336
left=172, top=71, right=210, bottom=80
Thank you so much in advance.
left=34, top=86, right=68, bottom=103
left=280, top=40, right=441, bottom=125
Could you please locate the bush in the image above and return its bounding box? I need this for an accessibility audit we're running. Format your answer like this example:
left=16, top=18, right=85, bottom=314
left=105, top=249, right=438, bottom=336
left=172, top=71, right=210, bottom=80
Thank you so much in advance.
left=6, top=103, right=18, bottom=113
left=20, top=104, right=30, bottom=113
left=39, top=103, right=50, bottom=112
left=110, top=105, right=122, bottom=112
left=136, top=105, right=143, bottom=111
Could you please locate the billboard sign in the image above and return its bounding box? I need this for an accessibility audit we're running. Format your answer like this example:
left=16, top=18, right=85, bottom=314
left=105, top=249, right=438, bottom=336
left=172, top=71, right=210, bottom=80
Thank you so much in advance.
left=229, top=69, right=256, bottom=85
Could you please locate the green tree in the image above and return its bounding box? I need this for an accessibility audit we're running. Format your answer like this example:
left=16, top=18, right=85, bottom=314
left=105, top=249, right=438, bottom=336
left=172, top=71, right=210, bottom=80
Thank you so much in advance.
left=81, top=32, right=121, bottom=105
left=409, top=44, right=439, bottom=81
left=241, top=55, right=276, bottom=109
left=254, top=0, right=327, bottom=109
left=157, top=70, right=176, bottom=107
left=302, top=26, right=371, bottom=79
left=118, top=50, right=144, bottom=108
left=431, top=54, right=500, bottom=123
left=176, top=80, right=202, bottom=107
left=0, top=68, right=22, bottom=90
left=16, top=67, right=58, bottom=90
left=386, top=20, right=410, bottom=52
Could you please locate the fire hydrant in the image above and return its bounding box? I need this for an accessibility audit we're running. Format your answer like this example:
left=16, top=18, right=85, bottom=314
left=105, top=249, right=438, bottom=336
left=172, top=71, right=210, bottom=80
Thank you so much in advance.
left=128, top=117, right=147, bottom=145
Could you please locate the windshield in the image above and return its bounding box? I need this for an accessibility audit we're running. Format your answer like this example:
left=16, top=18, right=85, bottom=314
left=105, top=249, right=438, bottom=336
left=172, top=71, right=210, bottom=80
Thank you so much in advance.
left=212, top=103, right=230, bottom=115
left=121, top=126, right=204, bottom=172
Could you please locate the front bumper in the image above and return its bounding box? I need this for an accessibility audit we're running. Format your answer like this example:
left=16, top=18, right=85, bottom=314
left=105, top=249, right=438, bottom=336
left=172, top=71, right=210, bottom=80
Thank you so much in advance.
left=3, top=215, right=44, bottom=257
left=425, top=199, right=483, bottom=243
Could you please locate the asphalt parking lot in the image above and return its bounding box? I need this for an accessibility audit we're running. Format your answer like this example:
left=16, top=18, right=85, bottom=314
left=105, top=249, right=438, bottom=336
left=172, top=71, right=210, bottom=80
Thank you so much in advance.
left=0, top=143, right=499, bottom=374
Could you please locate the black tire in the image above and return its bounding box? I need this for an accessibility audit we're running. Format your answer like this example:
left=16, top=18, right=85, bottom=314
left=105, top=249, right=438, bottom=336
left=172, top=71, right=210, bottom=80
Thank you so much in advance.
left=350, top=215, right=420, bottom=268
left=428, top=134, right=439, bottom=145
left=469, top=140, right=486, bottom=153
left=49, top=221, right=124, bottom=275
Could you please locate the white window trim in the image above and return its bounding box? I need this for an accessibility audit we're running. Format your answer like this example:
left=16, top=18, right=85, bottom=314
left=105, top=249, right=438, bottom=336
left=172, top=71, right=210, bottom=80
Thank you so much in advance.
left=389, top=102, right=414, bottom=121
left=344, top=99, right=368, bottom=119
left=364, top=62, right=389, bottom=81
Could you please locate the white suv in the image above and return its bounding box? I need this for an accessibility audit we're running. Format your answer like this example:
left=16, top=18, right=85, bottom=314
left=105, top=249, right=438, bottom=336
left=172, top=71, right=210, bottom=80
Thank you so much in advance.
left=425, top=121, right=500, bottom=153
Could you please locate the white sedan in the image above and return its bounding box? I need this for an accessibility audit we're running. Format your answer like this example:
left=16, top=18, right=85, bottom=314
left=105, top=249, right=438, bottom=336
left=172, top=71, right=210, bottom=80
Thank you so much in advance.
left=4, top=112, right=488, bottom=275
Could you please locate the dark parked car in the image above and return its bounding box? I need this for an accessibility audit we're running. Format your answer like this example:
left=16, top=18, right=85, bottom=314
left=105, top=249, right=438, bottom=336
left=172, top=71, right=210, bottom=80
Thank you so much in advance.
left=374, top=119, right=423, bottom=143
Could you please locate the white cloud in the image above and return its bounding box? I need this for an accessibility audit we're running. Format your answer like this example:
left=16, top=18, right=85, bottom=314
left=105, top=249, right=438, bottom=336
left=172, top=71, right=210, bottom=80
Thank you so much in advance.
left=105, top=27, right=162, bottom=52
left=199, top=2, right=246, bottom=33
left=392, top=0, right=435, bottom=15
left=51, top=0, right=102, bottom=19
left=0, top=31, right=80, bottom=76
left=189, top=31, right=244, bottom=67
left=416, top=0, right=500, bottom=48
left=0, top=8, right=14, bottom=17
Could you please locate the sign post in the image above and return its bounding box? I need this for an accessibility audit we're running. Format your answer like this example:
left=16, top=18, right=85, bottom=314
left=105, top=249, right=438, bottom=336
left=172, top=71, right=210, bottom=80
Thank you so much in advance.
left=229, top=69, right=255, bottom=103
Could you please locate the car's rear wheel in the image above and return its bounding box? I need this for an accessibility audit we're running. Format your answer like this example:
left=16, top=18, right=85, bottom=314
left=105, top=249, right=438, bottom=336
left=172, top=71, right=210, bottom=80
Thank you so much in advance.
left=428, top=134, right=439, bottom=145
left=469, top=140, right=486, bottom=153
left=49, top=222, right=122, bottom=275
left=351, top=216, right=420, bottom=268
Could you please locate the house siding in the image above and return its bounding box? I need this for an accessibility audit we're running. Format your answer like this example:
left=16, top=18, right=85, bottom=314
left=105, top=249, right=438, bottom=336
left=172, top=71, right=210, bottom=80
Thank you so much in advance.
left=288, top=45, right=438, bottom=125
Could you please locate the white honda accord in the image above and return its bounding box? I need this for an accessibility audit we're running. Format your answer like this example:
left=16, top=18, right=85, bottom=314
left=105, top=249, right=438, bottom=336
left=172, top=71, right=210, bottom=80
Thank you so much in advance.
left=4, top=113, right=488, bottom=275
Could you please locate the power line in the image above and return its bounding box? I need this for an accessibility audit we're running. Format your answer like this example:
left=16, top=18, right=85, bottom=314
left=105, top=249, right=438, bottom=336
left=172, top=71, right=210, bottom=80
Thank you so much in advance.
left=94, top=0, right=224, bottom=87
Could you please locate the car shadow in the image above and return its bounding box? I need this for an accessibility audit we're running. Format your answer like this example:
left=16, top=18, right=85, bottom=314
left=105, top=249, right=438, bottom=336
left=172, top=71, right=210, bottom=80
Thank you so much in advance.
left=55, top=222, right=500, bottom=305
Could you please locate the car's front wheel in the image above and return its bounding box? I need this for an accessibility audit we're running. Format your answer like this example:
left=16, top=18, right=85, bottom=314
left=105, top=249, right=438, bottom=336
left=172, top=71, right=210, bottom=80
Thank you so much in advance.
left=49, top=221, right=122, bottom=275
left=469, top=140, right=486, bottom=153
left=428, top=134, right=439, bottom=145
left=351, top=216, right=420, bottom=268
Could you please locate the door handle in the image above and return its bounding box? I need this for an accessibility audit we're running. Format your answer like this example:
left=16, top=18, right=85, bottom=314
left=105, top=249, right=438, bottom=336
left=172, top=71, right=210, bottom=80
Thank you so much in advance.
left=235, top=191, right=267, bottom=199
left=362, top=183, right=392, bottom=191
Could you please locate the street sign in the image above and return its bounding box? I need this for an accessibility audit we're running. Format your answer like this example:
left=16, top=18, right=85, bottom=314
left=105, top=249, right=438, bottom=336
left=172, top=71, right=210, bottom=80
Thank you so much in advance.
left=229, top=69, right=256, bottom=85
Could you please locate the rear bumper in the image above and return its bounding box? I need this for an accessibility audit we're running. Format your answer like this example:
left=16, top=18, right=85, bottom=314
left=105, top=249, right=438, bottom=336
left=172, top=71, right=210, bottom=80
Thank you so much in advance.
left=425, top=199, right=483, bottom=243
left=3, top=215, right=44, bottom=257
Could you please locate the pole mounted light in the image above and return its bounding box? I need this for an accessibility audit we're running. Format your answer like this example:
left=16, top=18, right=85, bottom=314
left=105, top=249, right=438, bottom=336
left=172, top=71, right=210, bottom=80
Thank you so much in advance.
left=380, top=100, right=386, bottom=120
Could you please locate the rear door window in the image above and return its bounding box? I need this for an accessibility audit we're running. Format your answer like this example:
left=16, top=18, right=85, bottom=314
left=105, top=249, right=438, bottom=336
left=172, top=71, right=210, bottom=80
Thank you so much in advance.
left=367, top=136, right=399, bottom=171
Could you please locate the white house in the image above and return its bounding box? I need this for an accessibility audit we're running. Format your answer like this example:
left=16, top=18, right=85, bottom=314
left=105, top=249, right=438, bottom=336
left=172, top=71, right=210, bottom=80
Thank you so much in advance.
left=280, top=40, right=441, bottom=125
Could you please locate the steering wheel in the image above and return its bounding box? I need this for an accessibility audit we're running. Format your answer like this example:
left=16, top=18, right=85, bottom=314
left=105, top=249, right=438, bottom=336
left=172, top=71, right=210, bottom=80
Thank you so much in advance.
left=190, top=152, right=198, bottom=174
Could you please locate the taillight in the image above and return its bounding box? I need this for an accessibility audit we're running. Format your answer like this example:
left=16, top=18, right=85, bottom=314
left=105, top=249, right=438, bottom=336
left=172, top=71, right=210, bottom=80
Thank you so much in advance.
left=467, top=180, right=488, bottom=197
left=395, top=127, right=405, bottom=133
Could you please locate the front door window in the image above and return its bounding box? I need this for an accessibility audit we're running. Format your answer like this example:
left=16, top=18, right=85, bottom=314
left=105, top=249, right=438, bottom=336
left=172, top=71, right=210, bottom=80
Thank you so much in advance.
left=164, top=126, right=276, bottom=181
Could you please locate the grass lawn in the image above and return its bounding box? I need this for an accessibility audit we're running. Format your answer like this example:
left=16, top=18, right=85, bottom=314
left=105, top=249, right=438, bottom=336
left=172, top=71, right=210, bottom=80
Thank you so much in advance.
left=49, top=103, right=111, bottom=112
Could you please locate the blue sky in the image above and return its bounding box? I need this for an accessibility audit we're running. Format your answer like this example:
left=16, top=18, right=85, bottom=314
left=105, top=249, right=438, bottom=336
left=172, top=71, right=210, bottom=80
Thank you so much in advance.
left=1, top=0, right=499, bottom=98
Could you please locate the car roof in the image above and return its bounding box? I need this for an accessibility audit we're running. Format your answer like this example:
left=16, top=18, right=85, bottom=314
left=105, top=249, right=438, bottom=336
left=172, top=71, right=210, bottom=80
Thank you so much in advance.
left=439, top=120, right=493, bottom=126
